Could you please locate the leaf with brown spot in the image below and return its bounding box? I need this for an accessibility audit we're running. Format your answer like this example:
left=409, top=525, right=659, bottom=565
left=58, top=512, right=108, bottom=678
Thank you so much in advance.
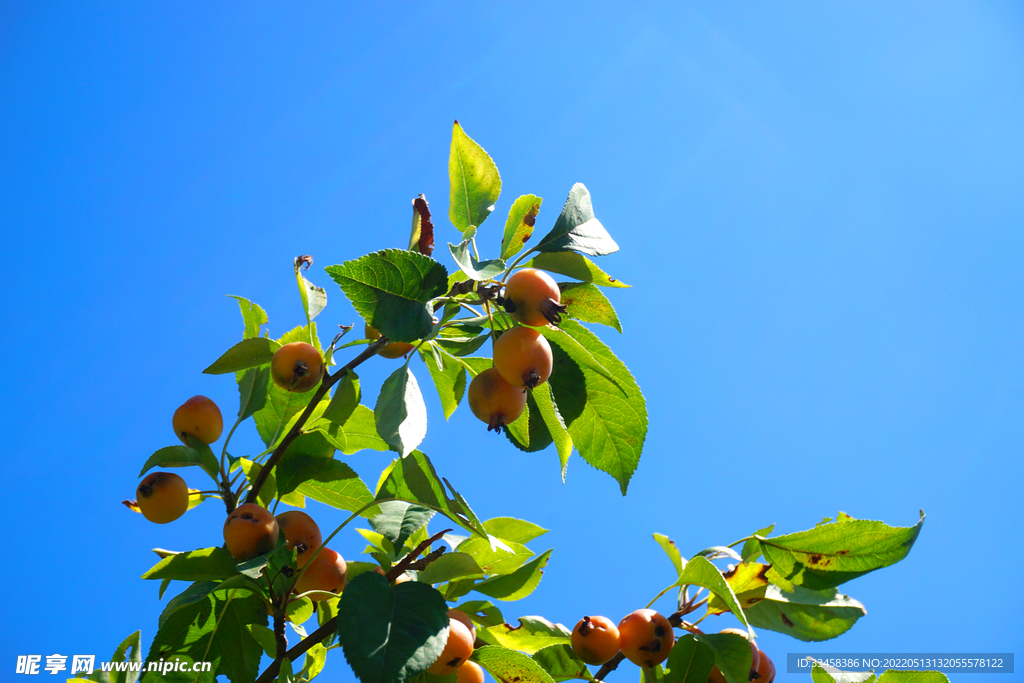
left=501, top=195, right=543, bottom=260
left=409, top=195, right=435, bottom=256
left=744, top=584, right=867, bottom=642
left=707, top=562, right=771, bottom=615
left=473, top=645, right=556, bottom=683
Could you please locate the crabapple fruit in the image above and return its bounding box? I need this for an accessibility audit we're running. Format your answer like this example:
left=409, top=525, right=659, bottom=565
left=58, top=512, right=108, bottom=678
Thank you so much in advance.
left=364, top=324, right=416, bottom=359
left=456, top=660, right=484, bottom=683
left=223, top=503, right=279, bottom=560
left=271, top=342, right=324, bottom=392
left=617, top=609, right=674, bottom=668
left=136, top=472, right=189, bottom=524
left=468, top=367, right=526, bottom=431
left=492, top=327, right=553, bottom=389
left=571, top=615, right=621, bottom=666
left=276, top=510, right=322, bottom=567
left=172, top=395, right=223, bottom=445
left=427, top=617, right=474, bottom=675
left=503, top=268, right=566, bottom=326
left=294, top=547, right=347, bottom=596
left=448, top=608, right=477, bottom=642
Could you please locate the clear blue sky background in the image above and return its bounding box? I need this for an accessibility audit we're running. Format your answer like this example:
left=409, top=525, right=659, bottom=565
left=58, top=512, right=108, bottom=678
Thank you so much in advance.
left=1, top=2, right=1021, bottom=681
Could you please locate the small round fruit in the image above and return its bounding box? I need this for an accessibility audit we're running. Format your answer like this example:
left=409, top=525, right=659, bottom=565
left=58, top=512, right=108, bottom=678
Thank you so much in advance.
left=223, top=503, right=279, bottom=560
left=172, top=395, right=223, bottom=445
left=365, top=324, right=416, bottom=359
left=708, top=629, right=760, bottom=683
left=276, top=510, right=322, bottom=567
left=271, top=342, right=324, bottom=392
left=456, top=660, right=484, bottom=683
left=428, top=617, right=475, bottom=675
left=448, top=608, right=477, bottom=642
left=618, top=609, right=674, bottom=668
left=753, top=649, right=775, bottom=682
left=294, top=547, right=347, bottom=596
left=136, top=472, right=189, bottom=524
left=571, top=615, right=621, bottom=666
left=468, top=368, right=526, bottom=431
left=492, top=327, right=553, bottom=389
left=504, top=268, right=566, bottom=327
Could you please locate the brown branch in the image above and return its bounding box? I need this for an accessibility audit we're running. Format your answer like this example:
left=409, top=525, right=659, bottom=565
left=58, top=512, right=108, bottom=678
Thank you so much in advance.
left=244, top=338, right=387, bottom=507
left=255, top=528, right=452, bottom=682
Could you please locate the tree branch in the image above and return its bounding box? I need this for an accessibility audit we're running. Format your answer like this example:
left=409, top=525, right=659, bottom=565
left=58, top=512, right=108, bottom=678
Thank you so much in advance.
left=243, top=338, right=387, bottom=507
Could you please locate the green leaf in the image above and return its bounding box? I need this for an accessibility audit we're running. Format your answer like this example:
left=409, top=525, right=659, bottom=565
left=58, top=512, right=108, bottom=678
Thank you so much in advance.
left=416, top=552, right=486, bottom=584
left=691, top=632, right=751, bottom=683
left=455, top=536, right=534, bottom=575
left=535, top=325, right=620, bottom=389
left=375, top=451, right=486, bottom=537
left=286, top=596, right=315, bottom=624
left=484, top=617, right=570, bottom=655
left=338, top=572, right=450, bottom=683
left=677, top=556, right=754, bottom=635
left=159, top=576, right=253, bottom=629
left=546, top=319, right=647, bottom=495
left=435, top=328, right=488, bottom=358
left=653, top=534, right=684, bottom=577
left=142, top=548, right=239, bottom=582
left=323, top=369, right=359, bottom=425
left=531, top=644, right=595, bottom=682
left=295, top=258, right=327, bottom=324
left=300, top=641, right=328, bottom=681
left=533, top=184, right=617, bottom=256
left=472, top=549, right=552, bottom=601
left=740, top=524, right=775, bottom=563
left=505, top=390, right=553, bottom=453
left=809, top=663, right=880, bottom=683
left=103, top=630, right=143, bottom=683
left=531, top=383, right=573, bottom=481
left=449, top=240, right=506, bottom=280
left=203, top=337, right=281, bottom=375
left=421, top=346, right=467, bottom=419
left=524, top=252, right=629, bottom=288
left=326, top=249, right=448, bottom=343
left=501, top=194, right=543, bottom=260
left=482, top=517, right=548, bottom=544
left=229, top=295, right=269, bottom=339
left=144, top=588, right=267, bottom=683
left=273, top=433, right=338, bottom=497
left=706, top=562, right=771, bottom=615
left=370, top=501, right=436, bottom=550
left=238, top=458, right=277, bottom=508
left=139, top=444, right=220, bottom=482
left=237, top=367, right=270, bottom=421
left=558, top=283, right=622, bottom=332
left=375, top=365, right=428, bottom=457
left=743, top=584, right=866, bottom=641
left=308, top=404, right=390, bottom=455
left=760, top=513, right=925, bottom=591
left=449, top=121, right=501, bottom=237
left=662, top=634, right=716, bottom=683
left=246, top=623, right=277, bottom=659
left=473, top=645, right=556, bottom=683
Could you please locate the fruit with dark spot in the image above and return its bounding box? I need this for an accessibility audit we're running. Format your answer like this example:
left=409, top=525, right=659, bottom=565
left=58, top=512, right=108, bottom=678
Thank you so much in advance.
left=365, top=324, right=416, bottom=359
left=223, top=503, right=279, bottom=560
left=753, top=648, right=775, bottom=682
left=172, top=395, right=223, bottom=445
left=427, top=617, right=474, bottom=675
left=271, top=342, right=324, bottom=392
left=294, top=547, right=347, bottom=596
left=456, top=660, right=484, bottom=683
left=276, top=510, right=322, bottom=567
left=618, top=609, right=674, bottom=668
left=468, top=367, right=527, bottom=431
left=708, top=628, right=759, bottom=683
left=492, top=327, right=553, bottom=389
left=136, top=472, right=189, bottom=524
left=571, top=615, right=621, bottom=666
left=504, top=268, right=566, bottom=326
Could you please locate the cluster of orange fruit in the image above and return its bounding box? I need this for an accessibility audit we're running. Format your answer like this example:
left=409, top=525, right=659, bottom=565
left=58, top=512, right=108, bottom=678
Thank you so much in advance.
left=429, top=609, right=485, bottom=682
left=570, top=612, right=776, bottom=682
left=467, top=268, right=564, bottom=432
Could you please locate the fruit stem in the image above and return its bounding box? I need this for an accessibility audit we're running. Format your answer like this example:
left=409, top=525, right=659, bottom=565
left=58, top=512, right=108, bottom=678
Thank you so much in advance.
left=503, top=247, right=537, bottom=279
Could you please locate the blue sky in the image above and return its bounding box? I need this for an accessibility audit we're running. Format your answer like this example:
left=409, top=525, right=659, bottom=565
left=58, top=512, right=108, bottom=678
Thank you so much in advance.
left=1, top=2, right=1021, bottom=681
